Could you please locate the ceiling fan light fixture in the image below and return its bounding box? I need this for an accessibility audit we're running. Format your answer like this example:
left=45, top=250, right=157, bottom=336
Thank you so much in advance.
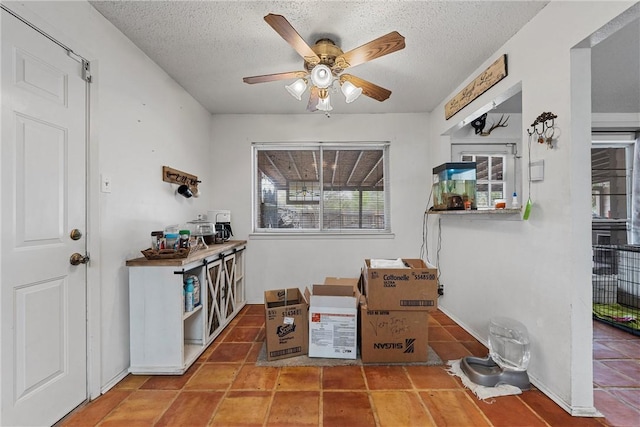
left=316, top=95, right=333, bottom=112
left=341, top=80, right=363, bottom=103
left=310, top=64, right=333, bottom=89
left=285, top=78, right=307, bottom=100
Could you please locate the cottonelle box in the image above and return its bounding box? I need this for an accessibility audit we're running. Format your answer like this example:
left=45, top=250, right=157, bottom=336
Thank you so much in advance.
left=264, top=288, right=308, bottom=361
left=362, top=259, right=438, bottom=311
left=360, top=297, right=430, bottom=363
left=308, top=281, right=360, bottom=359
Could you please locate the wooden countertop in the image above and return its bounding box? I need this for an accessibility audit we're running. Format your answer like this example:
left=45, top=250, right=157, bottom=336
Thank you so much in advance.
left=126, top=240, right=247, bottom=267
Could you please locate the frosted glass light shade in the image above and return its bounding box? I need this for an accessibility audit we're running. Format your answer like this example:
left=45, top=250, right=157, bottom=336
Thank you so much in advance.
left=285, top=78, right=307, bottom=100
left=341, top=81, right=363, bottom=103
left=310, top=64, right=333, bottom=89
left=316, top=95, right=333, bottom=111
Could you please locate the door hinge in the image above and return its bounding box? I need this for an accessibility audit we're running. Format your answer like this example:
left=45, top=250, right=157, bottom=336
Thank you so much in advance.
left=82, top=59, right=92, bottom=83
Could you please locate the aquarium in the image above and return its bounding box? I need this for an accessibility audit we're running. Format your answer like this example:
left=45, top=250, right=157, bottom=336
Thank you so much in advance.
left=432, top=162, right=477, bottom=210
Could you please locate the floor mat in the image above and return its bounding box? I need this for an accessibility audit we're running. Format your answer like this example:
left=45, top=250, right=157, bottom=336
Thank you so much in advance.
left=255, top=342, right=443, bottom=367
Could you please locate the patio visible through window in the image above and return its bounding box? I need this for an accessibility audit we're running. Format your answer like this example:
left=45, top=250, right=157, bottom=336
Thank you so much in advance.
left=254, top=143, right=389, bottom=233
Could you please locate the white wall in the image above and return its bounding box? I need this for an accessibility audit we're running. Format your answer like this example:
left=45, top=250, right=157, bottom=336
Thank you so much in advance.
left=210, top=114, right=429, bottom=303
left=7, top=1, right=215, bottom=393
left=427, top=0, right=637, bottom=416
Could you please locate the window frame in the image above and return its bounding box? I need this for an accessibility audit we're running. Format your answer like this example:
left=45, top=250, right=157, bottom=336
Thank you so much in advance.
left=251, top=141, right=391, bottom=236
left=451, top=143, right=520, bottom=210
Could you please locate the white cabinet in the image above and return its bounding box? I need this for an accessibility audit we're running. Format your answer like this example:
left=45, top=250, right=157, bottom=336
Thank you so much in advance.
left=126, top=241, right=246, bottom=374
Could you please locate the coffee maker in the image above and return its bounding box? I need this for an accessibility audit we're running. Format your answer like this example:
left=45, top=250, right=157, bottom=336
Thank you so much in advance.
left=208, top=210, right=233, bottom=242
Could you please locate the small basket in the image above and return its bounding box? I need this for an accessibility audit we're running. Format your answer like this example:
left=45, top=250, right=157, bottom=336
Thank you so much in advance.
left=141, top=244, right=203, bottom=260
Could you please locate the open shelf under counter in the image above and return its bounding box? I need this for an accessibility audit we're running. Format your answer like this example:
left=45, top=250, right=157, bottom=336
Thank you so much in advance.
left=426, top=208, right=523, bottom=220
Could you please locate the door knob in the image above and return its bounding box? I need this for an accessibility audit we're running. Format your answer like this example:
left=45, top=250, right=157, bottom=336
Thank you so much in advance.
left=70, top=253, right=90, bottom=265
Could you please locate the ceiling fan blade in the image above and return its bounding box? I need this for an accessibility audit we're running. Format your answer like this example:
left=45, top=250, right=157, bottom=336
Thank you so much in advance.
left=307, top=86, right=319, bottom=112
left=264, top=14, right=320, bottom=65
left=243, top=71, right=307, bottom=84
left=340, top=74, right=392, bottom=102
left=334, top=31, right=405, bottom=70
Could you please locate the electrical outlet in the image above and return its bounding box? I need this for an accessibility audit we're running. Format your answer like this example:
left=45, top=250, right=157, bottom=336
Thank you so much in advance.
left=101, top=175, right=112, bottom=193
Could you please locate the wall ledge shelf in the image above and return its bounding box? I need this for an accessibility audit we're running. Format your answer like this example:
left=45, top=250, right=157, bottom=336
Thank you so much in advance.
left=426, top=208, right=523, bottom=220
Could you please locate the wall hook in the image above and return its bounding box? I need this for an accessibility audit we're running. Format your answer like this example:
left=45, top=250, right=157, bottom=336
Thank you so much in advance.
left=162, top=166, right=200, bottom=195
left=527, top=112, right=557, bottom=149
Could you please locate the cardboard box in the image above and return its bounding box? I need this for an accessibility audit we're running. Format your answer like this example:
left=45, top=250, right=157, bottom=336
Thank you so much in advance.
left=308, top=283, right=359, bottom=359
left=360, top=298, right=430, bottom=363
left=362, top=259, right=438, bottom=311
left=264, top=288, right=308, bottom=361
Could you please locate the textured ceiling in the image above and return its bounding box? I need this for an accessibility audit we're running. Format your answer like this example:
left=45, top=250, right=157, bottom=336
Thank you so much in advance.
left=89, top=1, right=639, bottom=116
left=89, top=0, right=549, bottom=115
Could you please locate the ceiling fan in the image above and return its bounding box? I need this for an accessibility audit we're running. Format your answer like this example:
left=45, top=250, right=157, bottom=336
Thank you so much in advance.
left=243, top=14, right=406, bottom=113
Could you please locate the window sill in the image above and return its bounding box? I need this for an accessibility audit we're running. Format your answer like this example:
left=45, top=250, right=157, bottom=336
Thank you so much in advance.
left=249, top=232, right=395, bottom=240
left=426, top=208, right=522, bottom=219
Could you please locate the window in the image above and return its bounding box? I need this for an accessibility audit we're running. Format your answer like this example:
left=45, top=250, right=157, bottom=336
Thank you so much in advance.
left=461, top=154, right=506, bottom=208
left=253, top=142, right=389, bottom=233
left=591, top=132, right=637, bottom=245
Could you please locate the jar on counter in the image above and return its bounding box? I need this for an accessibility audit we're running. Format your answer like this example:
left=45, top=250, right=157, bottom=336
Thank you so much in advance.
left=179, top=230, right=191, bottom=248
left=151, top=231, right=164, bottom=250
left=165, top=233, right=179, bottom=250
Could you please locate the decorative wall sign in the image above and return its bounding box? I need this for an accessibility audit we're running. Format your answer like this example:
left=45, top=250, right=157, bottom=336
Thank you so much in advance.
left=444, top=54, right=508, bottom=120
left=162, top=165, right=200, bottom=190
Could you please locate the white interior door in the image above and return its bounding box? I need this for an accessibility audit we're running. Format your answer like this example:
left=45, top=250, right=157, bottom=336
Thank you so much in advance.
left=1, top=9, right=88, bottom=426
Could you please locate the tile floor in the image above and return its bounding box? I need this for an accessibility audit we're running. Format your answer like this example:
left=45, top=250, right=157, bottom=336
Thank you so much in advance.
left=58, top=306, right=640, bottom=427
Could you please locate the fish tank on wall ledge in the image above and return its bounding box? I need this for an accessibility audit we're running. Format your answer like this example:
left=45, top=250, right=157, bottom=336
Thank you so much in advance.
left=432, top=162, right=477, bottom=211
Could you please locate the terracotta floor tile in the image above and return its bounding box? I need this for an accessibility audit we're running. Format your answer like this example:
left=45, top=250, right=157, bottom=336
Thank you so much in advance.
left=363, top=365, right=412, bottom=390
left=255, top=327, right=266, bottom=342
left=210, top=390, right=272, bottom=427
left=155, top=391, right=224, bottom=427
left=594, top=360, right=639, bottom=387
left=602, top=359, right=640, bottom=382
left=185, top=363, right=240, bottom=390
left=428, top=315, right=440, bottom=326
left=419, top=390, right=490, bottom=426
left=231, top=364, right=279, bottom=390
left=140, top=362, right=201, bottom=390
left=405, top=365, right=460, bottom=389
left=266, top=391, right=320, bottom=427
left=222, top=326, right=261, bottom=342
left=98, top=390, right=177, bottom=427
left=244, top=305, right=265, bottom=316
left=59, top=390, right=131, bottom=426
left=277, top=366, right=321, bottom=390
left=322, top=391, right=376, bottom=427
left=473, top=393, right=547, bottom=427
left=207, top=342, right=252, bottom=362
left=429, top=341, right=474, bottom=361
left=602, top=339, right=640, bottom=359
left=520, top=389, right=604, bottom=426
left=594, top=322, right=638, bottom=340
left=197, top=341, right=218, bottom=361
left=428, top=325, right=456, bottom=341
left=246, top=342, right=263, bottom=362
left=111, top=374, right=150, bottom=390
left=462, top=340, right=490, bottom=357
left=322, top=366, right=367, bottom=390
left=235, top=314, right=265, bottom=327
left=370, top=390, right=435, bottom=426
left=609, top=388, right=640, bottom=411
left=594, top=341, right=625, bottom=359
left=57, top=309, right=640, bottom=427
left=444, top=324, right=477, bottom=341
left=594, top=389, right=640, bottom=427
